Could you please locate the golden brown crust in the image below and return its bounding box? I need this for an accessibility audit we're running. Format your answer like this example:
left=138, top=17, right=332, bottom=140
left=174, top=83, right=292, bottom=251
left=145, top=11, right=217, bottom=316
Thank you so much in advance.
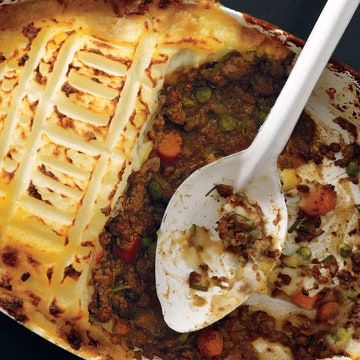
left=105, top=0, right=215, bottom=16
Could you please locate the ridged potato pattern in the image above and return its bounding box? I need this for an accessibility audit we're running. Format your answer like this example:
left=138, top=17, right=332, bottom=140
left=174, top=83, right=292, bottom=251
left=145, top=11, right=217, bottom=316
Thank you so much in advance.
left=0, top=13, right=152, bottom=306
left=0, top=3, right=168, bottom=357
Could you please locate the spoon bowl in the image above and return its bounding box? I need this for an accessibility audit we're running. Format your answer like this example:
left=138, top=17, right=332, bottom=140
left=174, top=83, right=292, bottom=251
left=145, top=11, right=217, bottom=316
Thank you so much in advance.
left=156, top=153, right=287, bottom=333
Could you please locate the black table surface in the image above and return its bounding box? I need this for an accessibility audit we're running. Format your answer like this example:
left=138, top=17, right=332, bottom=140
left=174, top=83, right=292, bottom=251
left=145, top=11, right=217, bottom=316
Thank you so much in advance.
left=0, top=1, right=359, bottom=359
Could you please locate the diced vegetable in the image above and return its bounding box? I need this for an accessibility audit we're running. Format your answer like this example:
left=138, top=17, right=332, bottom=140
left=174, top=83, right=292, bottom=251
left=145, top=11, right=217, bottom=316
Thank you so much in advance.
left=183, top=98, right=197, bottom=108
left=299, top=185, right=337, bottom=217
left=113, top=235, right=142, bottom=264
left=290, top=291, right=320, bottom=310
left=197, top=330, right=224, bottom=358
left=195, top=86, right=212, bottom=104
left=282, top=253, right=304, bottom=268
left=316, top=301, right=340, bottom=323
left=297, top=246, right=312, bottom=261
left=346, top=161, right=360, bottom=177
left=337, top=243, right=352, bottom=258
left=281, top=169, right=300, bottom=192
left=217, top=114, right=236, bottom=132
left=344, top=288, right=358, bottom=302
left=142, top=236, right=153, bottom=248
left=260, top=260, right=274, bottom=276
left=189, top=284, right=209, bottom=292
left=333, top=327, right=351, bottom=347
left=147, top=179, right=164, bottom=201
left=157, top=131, right=183, bottom=163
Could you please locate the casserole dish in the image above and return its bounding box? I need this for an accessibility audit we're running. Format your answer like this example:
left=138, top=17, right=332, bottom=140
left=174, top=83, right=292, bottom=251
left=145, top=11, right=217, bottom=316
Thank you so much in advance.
left=0, top=0, right=359, bottom=359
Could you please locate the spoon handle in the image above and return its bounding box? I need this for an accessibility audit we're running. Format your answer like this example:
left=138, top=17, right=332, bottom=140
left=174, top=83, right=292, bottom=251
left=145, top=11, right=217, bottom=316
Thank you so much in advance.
left=242, top=0, right=359, bottom=178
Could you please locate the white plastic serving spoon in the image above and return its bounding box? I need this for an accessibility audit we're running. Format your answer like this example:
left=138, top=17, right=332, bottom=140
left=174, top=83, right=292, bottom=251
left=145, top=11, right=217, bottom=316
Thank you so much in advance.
left=156, top=0, right=359, bottom=333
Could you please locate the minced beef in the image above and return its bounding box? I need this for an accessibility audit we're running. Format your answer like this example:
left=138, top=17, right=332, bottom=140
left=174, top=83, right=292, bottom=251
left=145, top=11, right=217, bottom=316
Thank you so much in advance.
left=278, top=113, right=318, bottom=169
left=352, top=253, right=360, bottom=273
left=295, top=215, right=323, bottom=243
left=89, top=51, right=344, bottom=359
left=348, top=302, right=360, bottom=339
left=337, top=270, right=356, bottom=289
left=216, top=193, right=267, bottom=259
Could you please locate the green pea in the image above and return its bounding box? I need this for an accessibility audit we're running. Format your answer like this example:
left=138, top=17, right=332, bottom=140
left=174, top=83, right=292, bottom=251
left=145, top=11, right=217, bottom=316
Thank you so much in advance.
left=148, top=242, right=157, bottom=258
left=241, top=118, right=254, bottom=136
left=344, top=288, right=358, bottom=302
left=297, top=246, right=312, bottom=261
left=337, top=243, right=352, bottom=258
left=183, top=98, right=197, bottom=108
left=218, top=114, right=236, bottom=132
left=178, top=333, right=189, bottom=344
left=195, top=87, right=212, bottom=104
left=254, top=110, right=268, bottom=127
left=142, top=236, right=153, bottom=248
left=346, top=161, right=360, bottom=177
left=147, top=179, right=163, bottom=201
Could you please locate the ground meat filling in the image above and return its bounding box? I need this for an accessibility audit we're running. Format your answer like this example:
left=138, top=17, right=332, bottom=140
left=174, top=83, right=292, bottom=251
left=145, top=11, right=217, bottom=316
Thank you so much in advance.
left=89, top=51, right=343, bottom=359
left=216, top=192, right=267, bottom=259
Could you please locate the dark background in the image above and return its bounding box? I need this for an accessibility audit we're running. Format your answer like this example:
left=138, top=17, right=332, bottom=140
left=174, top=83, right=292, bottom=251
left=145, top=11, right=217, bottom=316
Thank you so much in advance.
left=0, top=1, right=359, bottom=359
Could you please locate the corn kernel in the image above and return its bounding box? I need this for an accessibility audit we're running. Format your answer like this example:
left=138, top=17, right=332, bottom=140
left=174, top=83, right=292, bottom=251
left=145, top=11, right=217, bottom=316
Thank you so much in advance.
left=282, top=253, right=304, bottom=268
left=281, top=169, right=300, bottom=191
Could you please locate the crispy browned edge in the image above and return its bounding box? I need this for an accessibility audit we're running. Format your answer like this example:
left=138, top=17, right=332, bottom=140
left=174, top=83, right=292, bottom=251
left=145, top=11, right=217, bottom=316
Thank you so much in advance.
left=242, top=13, right=360, bottom=84
left=0, top=0, right=216, bottom=16
left=105, top=0, right=216, bottom=15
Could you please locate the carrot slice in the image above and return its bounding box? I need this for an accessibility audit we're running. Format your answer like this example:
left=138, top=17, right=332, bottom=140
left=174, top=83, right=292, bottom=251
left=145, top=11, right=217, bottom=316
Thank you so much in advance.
left=290, top=291, right=320, bottom=311
left=157, top=131, right=183, bottom=163
left=299, top=184, right=337, bottom=217
left=197, top=330, right=224, bottom=358
left=316, top=301, right=340, bottom=323
left=113, top=320, right=132, bottom=336
left=113, top=234, right=142, bottom=264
